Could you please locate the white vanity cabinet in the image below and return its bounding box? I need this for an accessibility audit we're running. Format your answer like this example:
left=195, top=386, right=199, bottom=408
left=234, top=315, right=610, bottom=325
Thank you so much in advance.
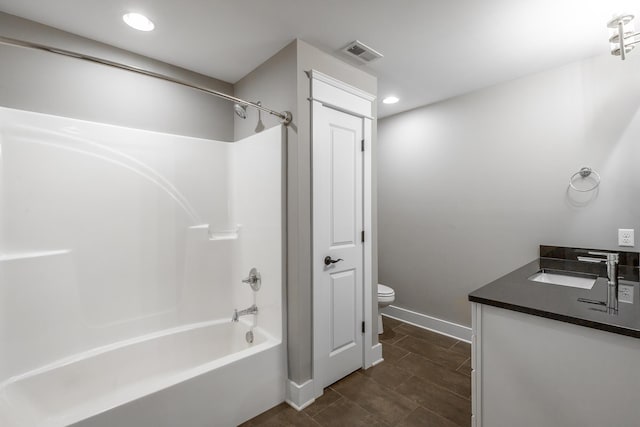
left=471, top=303, right=640, bottom=427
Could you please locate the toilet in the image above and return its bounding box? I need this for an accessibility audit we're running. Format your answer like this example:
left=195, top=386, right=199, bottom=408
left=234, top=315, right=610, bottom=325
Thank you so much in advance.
left=377, top=284, right=395, bottom=334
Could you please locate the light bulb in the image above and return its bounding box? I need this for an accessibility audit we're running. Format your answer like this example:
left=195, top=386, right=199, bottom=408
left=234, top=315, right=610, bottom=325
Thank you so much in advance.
left=123, top=13, right=155, bottom=32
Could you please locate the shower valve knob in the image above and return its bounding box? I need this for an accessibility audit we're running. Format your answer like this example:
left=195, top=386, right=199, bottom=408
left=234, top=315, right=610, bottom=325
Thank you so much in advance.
left=241, top=267, right=261, bottom=291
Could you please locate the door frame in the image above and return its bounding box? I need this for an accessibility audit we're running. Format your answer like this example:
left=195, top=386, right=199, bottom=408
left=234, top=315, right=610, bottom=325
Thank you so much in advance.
left=309, top=70, right=376, bottom=399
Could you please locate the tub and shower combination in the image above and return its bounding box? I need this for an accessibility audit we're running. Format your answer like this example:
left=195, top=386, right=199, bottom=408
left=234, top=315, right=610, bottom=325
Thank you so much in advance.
left=0, top=107, right=285, bottom=426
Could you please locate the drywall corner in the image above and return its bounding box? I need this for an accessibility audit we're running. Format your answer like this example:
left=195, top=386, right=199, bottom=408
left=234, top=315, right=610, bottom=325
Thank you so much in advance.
left=233, top=40, right=297, bottom=141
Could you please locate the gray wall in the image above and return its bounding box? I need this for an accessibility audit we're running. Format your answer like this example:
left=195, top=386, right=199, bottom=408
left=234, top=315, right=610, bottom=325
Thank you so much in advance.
left=378, top=54, right=640, bottom=327
left=0, top=12, right=233, bottom=140
left=233, top=42, right=297, bottom=140
left=234, top=39, right=378, bottom=384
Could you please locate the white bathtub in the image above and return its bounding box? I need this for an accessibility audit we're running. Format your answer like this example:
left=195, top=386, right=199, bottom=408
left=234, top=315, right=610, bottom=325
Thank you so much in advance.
left=0, top=320, right=285, bottom=427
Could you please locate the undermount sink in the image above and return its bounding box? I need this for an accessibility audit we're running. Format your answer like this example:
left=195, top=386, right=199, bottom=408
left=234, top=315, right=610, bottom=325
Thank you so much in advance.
left=528, top=269, right=597, bottom=290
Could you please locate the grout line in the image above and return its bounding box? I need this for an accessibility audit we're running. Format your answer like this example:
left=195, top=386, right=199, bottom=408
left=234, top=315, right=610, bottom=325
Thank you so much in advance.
left=392, top=405, right=418, bottom=427
left=395, top=350, right=412, bottom=365
left=395, top=346, right=472, bottom=402
left=393, top=373, right=415, bottom=393
left=448, top=340, right=460, bottom=350
left=356, top=370, right=420, bottom=418
left=415, top=403, right=468, bottom=427
left=363, top=362, right=407, bottom=392
left=455, top=356, right=470, bottom=371
left=392, top=335, right=408, bottom=347
left=303, top=410, right=322, bottom=426
left=388, top=320, right=406, bottom=332
left=329, top=385, right=391, bottom=426
left=309, top=395, right=344, bottom=421
left=394, top=323, right=461, bottom=351
left=395, top=339, right=468, bottom=372
left=419, top=374, right=471, bottom=403
left=379, top=332, right=408, bottom=346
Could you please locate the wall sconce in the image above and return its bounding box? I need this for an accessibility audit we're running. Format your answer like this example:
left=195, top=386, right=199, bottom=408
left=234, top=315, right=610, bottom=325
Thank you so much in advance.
left=608, top=14, right=639, bottom=60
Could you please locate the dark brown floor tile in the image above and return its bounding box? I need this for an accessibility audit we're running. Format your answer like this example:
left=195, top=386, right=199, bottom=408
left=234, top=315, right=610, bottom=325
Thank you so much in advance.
left=397, top=406, right=459, bottom=427
left=379, top=327, right=408, bottom=345
left=456, top=358, right=471, bottom=377
left=304, top=388, right=343, bottom=417
left=395, top=353, right=470, bottom=398
left=247, top=319, right=472, bottom=427
left=395, top=324, right=459, bottom=350
left=382, top=315, right=404, bottom=331
left=395, top=336, right=468, bottom=371
left=395, top=376, right=471, bottom=427
left=449, top=341, right=471, bottom=358
left=360, top=361, right=412, bottom=390
left=240, top=402, right=289, bottom=426
left=313, top=398, right=389, bottom=427
left=381, top=342, right=410, bottom=365
left=331, top=372, right=417, bottom=425
left=256, top=405, right=321, bottom=427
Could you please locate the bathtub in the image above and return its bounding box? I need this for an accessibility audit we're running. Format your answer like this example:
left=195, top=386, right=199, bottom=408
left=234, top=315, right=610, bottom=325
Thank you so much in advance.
left=0, top=320, right=286, bottom=427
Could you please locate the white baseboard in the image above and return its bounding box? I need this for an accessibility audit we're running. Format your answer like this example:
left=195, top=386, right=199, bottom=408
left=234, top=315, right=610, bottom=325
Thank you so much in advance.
left=382, top=305, right=472, bottom=343
left=369, top=343, right=383, bottom=367
left=285, top=379, right=315, bottom=411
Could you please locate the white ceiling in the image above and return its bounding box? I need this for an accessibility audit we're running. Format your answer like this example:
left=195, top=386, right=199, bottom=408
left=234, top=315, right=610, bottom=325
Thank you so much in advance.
left=0, top=0, right=637, bottom=117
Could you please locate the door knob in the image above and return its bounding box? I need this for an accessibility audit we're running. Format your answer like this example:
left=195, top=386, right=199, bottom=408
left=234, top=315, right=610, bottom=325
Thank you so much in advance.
left=324, top=256, right=344, bottom=266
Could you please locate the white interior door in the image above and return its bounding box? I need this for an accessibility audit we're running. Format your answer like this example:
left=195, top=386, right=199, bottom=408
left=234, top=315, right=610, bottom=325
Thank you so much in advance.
left=313, top=102, right=364, bottom=391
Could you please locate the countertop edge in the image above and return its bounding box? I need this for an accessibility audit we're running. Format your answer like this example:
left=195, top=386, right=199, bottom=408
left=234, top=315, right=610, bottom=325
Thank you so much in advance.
left=468, top=294, right=640, bottom=339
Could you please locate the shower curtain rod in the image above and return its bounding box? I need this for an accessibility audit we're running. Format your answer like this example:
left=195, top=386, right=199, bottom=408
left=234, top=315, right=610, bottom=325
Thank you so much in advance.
left=0, top=35, right=293, bottom=125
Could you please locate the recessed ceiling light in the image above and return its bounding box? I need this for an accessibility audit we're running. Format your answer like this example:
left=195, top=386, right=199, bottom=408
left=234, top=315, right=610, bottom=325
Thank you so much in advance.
left=383, top=96, right=399, bottom=104
left=123, top=13, right=155, bottom=32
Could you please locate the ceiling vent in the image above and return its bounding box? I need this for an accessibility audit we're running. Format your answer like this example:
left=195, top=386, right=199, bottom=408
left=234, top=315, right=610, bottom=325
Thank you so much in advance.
left=341, top=40, right=383, bottom=63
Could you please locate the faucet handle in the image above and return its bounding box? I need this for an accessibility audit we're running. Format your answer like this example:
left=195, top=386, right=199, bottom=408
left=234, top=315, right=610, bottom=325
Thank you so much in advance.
left=241, top=267, right=261, bottom=291
left=587, top=251, right=619, bottom=263
left=577, top=256, right=605, bottom=263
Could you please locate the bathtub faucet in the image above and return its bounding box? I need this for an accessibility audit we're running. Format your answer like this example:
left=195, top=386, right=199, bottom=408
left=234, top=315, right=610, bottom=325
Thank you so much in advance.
left=232, top=304, right=258, bottom=322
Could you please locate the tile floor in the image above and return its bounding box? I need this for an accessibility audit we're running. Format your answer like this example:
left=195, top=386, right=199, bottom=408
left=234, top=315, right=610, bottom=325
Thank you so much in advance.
left=241, top=316, right=471, bottom=426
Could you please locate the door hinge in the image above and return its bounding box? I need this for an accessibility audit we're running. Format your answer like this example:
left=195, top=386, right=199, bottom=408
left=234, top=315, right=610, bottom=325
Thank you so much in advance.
left=361, top=230, right=365, bottom=242
left=362, top=321, right=365, bottom=333
left=361, top=139, right=365, bottom=152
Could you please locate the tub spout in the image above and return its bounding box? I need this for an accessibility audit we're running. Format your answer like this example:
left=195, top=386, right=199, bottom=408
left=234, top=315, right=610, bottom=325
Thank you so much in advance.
left=232, top=304, right=258, bottom=322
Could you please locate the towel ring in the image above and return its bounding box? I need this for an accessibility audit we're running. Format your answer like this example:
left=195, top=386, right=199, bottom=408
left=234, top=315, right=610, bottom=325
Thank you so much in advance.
left=569, top=167, right=600, bottom=192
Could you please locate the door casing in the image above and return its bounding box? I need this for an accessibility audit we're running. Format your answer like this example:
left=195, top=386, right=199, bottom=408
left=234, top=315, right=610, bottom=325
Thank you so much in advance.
left=309, top=70, right=376, bottom=399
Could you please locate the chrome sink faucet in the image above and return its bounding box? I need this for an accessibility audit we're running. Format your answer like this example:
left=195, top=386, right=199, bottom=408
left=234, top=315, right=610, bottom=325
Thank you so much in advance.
left=232, top=304, right=258, bottom=322
left=577, top=251, right=620, bottom=311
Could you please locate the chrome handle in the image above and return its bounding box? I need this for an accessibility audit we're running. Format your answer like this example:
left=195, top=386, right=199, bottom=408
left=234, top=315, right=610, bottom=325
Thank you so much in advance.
left=577, top=256, right=606, bottom=263
left=241, top=267, right=261, bottom=291
left=578, top=297, right=607, bottom=306
left=579, top=252, right=619, bottom=263
left=324, top=256, right=343, bottom=266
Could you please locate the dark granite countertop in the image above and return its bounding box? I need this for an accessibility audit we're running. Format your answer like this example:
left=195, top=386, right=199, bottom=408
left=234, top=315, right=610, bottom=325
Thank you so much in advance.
left=469, top=257, right=640, bottom=339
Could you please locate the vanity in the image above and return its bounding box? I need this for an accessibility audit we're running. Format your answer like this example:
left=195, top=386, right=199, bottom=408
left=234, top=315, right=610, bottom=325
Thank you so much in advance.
left=469, top=246, right=640, bottom=427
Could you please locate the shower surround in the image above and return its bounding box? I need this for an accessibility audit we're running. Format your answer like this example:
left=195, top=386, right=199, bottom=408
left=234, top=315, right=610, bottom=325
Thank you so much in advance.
left=0, top=107, right=284, bottom=426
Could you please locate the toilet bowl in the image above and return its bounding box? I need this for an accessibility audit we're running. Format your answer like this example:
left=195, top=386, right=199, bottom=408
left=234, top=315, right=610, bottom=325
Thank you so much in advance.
left=377, top=284, right=395, bottom=334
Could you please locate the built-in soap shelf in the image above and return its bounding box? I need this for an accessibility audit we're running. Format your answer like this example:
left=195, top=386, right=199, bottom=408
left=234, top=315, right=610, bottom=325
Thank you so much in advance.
left=0, top=249, right=72, bottom=262
left=188, top=224, right=241, bottom=241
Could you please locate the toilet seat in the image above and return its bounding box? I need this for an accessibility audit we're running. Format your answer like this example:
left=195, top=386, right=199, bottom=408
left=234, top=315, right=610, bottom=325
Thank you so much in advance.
left=378, top=284, right=395, bottom=297
left=377, top=284, right=395, bottom=304
left=377, top=284, right=395, bottom=334
left=378, top=294, right=395, bottom=304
